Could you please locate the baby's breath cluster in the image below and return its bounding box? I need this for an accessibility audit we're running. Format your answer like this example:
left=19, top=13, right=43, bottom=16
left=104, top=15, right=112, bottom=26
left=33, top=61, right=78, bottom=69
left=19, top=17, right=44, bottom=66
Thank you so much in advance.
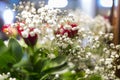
left=0, top=72, right=16, bottom=80
left=12, top=2, right=62, bottom=39
left=2, top=1, right=120, bottom=80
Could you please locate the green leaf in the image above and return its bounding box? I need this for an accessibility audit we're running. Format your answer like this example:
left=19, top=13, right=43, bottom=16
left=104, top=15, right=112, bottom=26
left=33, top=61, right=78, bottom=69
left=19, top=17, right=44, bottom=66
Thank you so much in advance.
left=8, top=38, right=23, bottom=62
left=88, top=74, right=103, bottom=80
left=34, top=58, right=48, bottom=73
left=0, top=39, right=7, bottom=52
left=0, top=50, right=16, bottom=70
left=76, top=70, right=86, bottom=78
left=34, top=48, right=49, bottom=58
left=13, top=53, right=29, bottom=68
left=39, top=56, right=68, bottom=79
left=61, top=71, right=76, bottom=80
left=41, top=55, right=67, bottom=71
left=40, top=62, right=68, bottom=80
left=0, top=39, right=16, bottom=71
left=0, top=39, right=6, bottom=47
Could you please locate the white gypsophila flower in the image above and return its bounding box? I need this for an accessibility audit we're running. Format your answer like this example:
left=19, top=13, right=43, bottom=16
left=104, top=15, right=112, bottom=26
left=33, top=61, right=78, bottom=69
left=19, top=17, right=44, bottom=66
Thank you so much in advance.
left=55, top=74, right=59, bottom=78
left=87, top=52, right=91, bottom=56
left=25, top=28, right=30, bottom=33
left=34, top=28, right=41, bottom=34
left=103, top=48, right=107, bottom=52
left=19, top=23, right=25, bottom=27
left=0, top=75, right=6, bottom=80
left=82, top=34, right=87, bottom=38
left=30, top=31, right=35, bottom=37
left=63, top=33, right=68, bottom=37
left=95, top=66, right=99, bottom=71
left=62, top=43, right=68, bottom=49
left=115, top=54, right=119, bottom=58
left=85, top=69, right=91, bottom=75
left=105, top=50, right=110, bottom=54
left=28, top=23, right=34, bottom=28
left=110, top=51, right=117, bottom=58
left=117, top=65, right=120, bottom=69
left=27, top=12, right=32, bottom=18
left=68, top=62, right=74, bottom=68
left=105, top=58, right=113, bottom=65
left=94, top=36, right=99, bottom=41
left=9, top=78, right=16, bottom=80
left=99, top=58, right=105, bottom=62
left=64, top=24, right=72, bottom=30
left=56, top=34, right=61, bottom=38
left=47, top=20, right=53, bottom=24
left=104, top=34, right=109, bottom=39
left=59, top=28, right=64, bottom=33
left=0, top=72, right=10, bottom=80
left=46, top=28, right=53, bottom=34
left=33, top=15, right=39, bottom=22
left=107, top=64, right=113, bottom=69
left=109, top=33, right=114, bottom=40
left=48, top=53, right=55, bottom=59
left=25, top=18, right=31, bottom=24
left=72, top=26, right=78, bottom=31
left=47, top=34, right=55, bottom=41
left=116, top=45, right=120, bottom=50
left=110, top=43, right=115, bottom=49
left=71, top=70, right=76, bottom=74
left=21, top=11, right=30, bottom=18
left=21, top=31, right=29, bottom=38
left=25, top=5, right=29, bottom=10
left=31, top=7, right=36, bottom=13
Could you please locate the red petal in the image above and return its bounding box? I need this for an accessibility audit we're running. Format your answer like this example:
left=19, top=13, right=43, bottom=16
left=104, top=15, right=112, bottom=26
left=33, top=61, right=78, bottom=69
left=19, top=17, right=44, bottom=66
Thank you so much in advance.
left=24, top=34, right=38, bottom=47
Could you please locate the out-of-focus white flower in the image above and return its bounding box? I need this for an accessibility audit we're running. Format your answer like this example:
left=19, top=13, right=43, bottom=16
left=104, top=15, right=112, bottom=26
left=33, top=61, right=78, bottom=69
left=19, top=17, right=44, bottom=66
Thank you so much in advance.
left=0, top=72, right=12, bottom=80
left=9, top=78, right=16, bottom=80
left=30, top=31, right=35, bottom=37
left=21, top=31, right=29, bottom=38
left=116, top=45, right=120, bottom=50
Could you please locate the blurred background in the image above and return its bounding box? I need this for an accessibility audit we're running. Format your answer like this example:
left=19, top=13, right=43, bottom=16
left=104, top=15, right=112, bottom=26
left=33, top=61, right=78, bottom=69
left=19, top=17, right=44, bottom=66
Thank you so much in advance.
left=0, top=0, right=118, bottom=40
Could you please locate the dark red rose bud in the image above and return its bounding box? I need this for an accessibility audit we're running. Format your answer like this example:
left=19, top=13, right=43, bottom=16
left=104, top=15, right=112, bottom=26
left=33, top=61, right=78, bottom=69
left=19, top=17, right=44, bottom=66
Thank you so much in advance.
left=23, top=28, right=38, bottom=47
left=23, top=34, right=38, bottom=47
left=16, top=23, right=38, bottom=47
left=70, top=23, right=78, bottom=37
left=55, top=23, right=78, bottom=38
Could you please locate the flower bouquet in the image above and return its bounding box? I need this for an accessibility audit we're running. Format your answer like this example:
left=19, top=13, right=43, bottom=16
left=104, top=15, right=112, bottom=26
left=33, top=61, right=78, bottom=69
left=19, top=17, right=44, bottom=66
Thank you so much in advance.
left=0, top=1, right=120, bottom=80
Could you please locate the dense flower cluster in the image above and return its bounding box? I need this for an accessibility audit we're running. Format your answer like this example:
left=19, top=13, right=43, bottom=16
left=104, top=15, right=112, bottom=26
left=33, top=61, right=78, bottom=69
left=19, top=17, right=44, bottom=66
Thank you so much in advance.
left=1, top=1, right=120, bottom=80
left=0, top=72, right=16, bottom=80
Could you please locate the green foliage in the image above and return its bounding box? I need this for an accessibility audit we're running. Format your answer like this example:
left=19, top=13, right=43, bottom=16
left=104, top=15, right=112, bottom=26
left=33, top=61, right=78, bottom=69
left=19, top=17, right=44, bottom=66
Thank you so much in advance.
left=8, top=38, right=23, bottom=62
left=0, top=38, right=105, bottom=80
left=35, top=55, right=68, bottom=79
left=60, top=69, right=85, bottom=80
left=87, top=74, right=103, bottom=80
left=0, top=39, right=15, bottom=72
left=0, top=39, right=68, bottom=80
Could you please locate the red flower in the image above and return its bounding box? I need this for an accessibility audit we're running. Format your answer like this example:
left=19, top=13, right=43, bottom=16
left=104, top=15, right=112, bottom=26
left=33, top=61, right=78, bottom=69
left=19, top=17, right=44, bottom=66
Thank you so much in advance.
left=16, top=23, right=38, bottom=47
left=16, top=23, right=23, bottom=36
left=55, top=23, right=78, bottom=38
left=2, top=24, right=17, bottom=37
left=23, top=33, right=38, bottom=47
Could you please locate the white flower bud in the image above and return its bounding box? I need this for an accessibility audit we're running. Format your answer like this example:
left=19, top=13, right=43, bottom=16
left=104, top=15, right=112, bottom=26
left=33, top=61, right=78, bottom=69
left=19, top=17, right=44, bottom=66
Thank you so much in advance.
left=116, top=45, right=120, bottom=50
left=64, top=24, right=71, bottom=30
left=30, top=31, right=35, bottom=37
left=34, top=28, right=41, bottom=34
left=21, top=31, right=29, bottom=38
